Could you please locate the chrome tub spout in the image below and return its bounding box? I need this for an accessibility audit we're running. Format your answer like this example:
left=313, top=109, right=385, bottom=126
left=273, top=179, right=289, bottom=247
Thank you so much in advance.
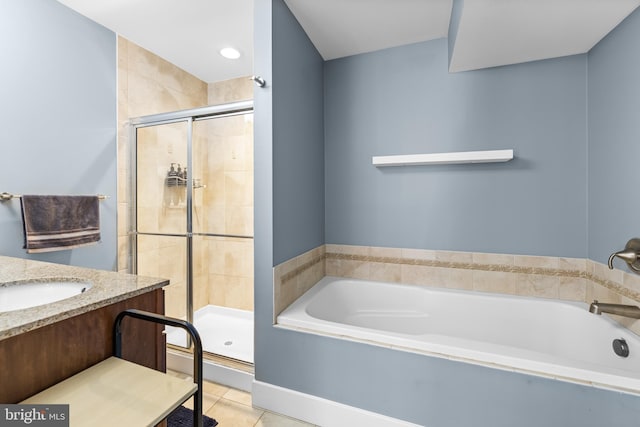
left=589, top=300, right=640, bottom=319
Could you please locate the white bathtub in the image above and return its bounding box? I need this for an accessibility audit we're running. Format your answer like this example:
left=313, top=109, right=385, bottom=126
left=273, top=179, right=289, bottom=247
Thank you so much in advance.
left=277, top=276, right=640, bottom=394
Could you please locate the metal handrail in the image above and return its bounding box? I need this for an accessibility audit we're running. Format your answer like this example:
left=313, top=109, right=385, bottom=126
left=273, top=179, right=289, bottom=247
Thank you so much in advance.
left=114, top=309, right=203, bottom=427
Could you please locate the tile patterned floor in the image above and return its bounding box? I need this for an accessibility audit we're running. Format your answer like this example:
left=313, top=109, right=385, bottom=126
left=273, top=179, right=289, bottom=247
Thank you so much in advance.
left=168, top=371, right=317, bottom=427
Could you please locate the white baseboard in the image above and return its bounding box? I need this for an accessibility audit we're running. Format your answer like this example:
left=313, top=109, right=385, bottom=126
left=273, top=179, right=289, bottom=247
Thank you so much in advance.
left=252, top=380, right=421, bottom=427
left=167, top=349, right=253, bottom=392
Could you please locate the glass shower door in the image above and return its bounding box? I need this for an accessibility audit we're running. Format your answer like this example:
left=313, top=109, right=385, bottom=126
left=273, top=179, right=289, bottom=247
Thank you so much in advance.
left=190, top=113, right=254, bottom=363
left=135, top=120, right=191, bottom=348
left=131, top=103, right=255, bottom=364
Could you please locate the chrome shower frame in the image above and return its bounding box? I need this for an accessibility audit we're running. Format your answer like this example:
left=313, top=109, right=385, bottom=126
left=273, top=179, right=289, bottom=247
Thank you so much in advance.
left=128, top=100, right=253, bottom=349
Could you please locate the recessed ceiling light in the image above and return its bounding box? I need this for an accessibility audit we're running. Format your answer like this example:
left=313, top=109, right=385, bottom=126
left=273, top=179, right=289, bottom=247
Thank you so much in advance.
left=220, top=47, right=241, bottom=59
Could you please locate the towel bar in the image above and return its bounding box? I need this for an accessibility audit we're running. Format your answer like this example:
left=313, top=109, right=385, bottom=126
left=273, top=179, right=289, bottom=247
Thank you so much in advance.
left=0, top=192, right=108, bottom=201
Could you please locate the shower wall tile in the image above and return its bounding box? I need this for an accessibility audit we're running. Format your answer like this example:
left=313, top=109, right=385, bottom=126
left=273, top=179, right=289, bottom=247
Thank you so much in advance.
left=224, top=240, right=254, bottom=278
left=117, top=36, right=207, bottom=276
left=117, top=38, right=257, bottom=318
left=159, top=245, right=187, bottom=283
left=205, top=170, right=226, bottom=206
left=117, top=40, right=129, bottom=273
left=117, top=36, right=128, bottom=69
left=117, top=235, right=129, bottom=274
left=192, top=241, right=208, bottom=279
left=208, top=76, right=253, bottom=104
left=206, top=237, right=226, bottom=275
left=193, top=274, right=210, bottom=312
left=164, top=282, right=187, bottom=319
left=226, top=206, right=254, bottom=237
left=206, top=206, right=227, bottom=235
left=127, top=40, right=206, bottom=102
left=224, top=134, right=253, bottom=172
left=209, top=275, right=254, bottom=312
left=204, top=79, right=254, bottom=312
left=204, top=236, right=254, bottom=312
left=224, top=172, right=253, bottom=207
left=116, top=200, right=129, bottom=274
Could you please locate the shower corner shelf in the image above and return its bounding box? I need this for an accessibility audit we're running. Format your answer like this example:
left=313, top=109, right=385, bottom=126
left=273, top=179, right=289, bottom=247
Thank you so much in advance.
left=372, top=149, right=514, bottom=167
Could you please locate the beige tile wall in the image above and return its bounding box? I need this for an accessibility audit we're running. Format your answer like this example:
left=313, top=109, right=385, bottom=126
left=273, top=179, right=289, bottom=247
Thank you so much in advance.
left=118, top=37, right=208, bottom=318
left=273, top=246, right=326, bottom=321
left=274, top=244, right=640, bottom=334
left=117, top=36, right=207, bottom=269
left=204, top=78, right=254, bottom=311
left=117, top=37, right=254, bottom=316
left=208, top=76, right=253, bottom=104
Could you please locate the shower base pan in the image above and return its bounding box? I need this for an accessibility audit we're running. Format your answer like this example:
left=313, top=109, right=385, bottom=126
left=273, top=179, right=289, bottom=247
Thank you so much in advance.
left=166, top=304, right=254, bottom=363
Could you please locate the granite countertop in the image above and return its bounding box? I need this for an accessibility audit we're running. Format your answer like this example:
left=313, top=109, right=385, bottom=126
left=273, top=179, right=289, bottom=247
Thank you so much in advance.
left=0, top=256, right=169, bottom=341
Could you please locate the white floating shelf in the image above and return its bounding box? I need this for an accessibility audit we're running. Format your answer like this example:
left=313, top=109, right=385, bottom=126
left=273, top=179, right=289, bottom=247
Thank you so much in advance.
left=372, top=149, right=514, bottom=167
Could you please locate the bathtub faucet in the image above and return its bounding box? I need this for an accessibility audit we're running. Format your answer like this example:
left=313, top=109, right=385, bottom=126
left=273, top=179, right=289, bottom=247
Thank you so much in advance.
left=589, top=300, right=640, bottom=319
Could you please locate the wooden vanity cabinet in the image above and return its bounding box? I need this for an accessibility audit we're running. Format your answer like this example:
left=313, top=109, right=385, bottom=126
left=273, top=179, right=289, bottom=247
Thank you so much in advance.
left=0, top=289, right=165, bottom=403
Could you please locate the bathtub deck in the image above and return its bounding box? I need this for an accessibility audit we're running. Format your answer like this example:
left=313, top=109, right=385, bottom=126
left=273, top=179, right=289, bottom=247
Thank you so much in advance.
left=277, top=276, right=640, bottom=396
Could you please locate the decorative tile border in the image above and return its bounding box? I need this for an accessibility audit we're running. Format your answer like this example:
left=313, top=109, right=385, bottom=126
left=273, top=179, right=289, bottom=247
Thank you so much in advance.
left=273, top=244, right=640, bottom=333
left=273, top=246, right=326, bottom=321
left=281, top=254, right=325, bottom=286
left=324, top=252, right=587, bottom=278
left=590, top=273, right=640, bottom=302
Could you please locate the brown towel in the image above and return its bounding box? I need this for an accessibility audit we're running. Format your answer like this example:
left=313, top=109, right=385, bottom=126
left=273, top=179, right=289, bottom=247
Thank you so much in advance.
left=20, top=195, right=101, bottom=253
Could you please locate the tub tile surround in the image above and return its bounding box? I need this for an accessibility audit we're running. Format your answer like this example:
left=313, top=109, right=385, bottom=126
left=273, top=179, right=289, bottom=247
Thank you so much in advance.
left=273, top=246, right=326, bottom=319
left=273, top=244, right=640, bottom=334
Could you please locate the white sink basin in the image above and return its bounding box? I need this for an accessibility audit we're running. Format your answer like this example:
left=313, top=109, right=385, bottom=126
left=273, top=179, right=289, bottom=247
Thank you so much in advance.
left=0, top=279, right=92, bottom=312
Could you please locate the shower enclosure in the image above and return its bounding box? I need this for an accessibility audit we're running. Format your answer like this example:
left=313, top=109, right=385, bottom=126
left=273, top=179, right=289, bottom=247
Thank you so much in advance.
left=129, top=101, right=254, bottom=378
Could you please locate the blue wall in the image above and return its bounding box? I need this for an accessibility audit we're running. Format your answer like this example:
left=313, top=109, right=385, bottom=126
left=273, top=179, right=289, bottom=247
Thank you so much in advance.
left=0, top=0, right=117, bottom=270
left=255, top=1, right=640, bottom=426
left=253, top=0, right=325, bottom=383
left=588, top=7, right=640, bottom=265
left=325, top=39, right=588, bottom=257
left=271, top=0, right=325, bottom=265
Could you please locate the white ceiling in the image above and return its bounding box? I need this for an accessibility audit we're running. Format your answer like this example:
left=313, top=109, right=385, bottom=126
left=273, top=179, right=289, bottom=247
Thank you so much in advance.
left=56, top=0, right=254, bottom=83
left=56, top=0, right=640, bottom=83
left=450, top=0, right=640, bottom=72
left=283, top=0, right=452, bottom=60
